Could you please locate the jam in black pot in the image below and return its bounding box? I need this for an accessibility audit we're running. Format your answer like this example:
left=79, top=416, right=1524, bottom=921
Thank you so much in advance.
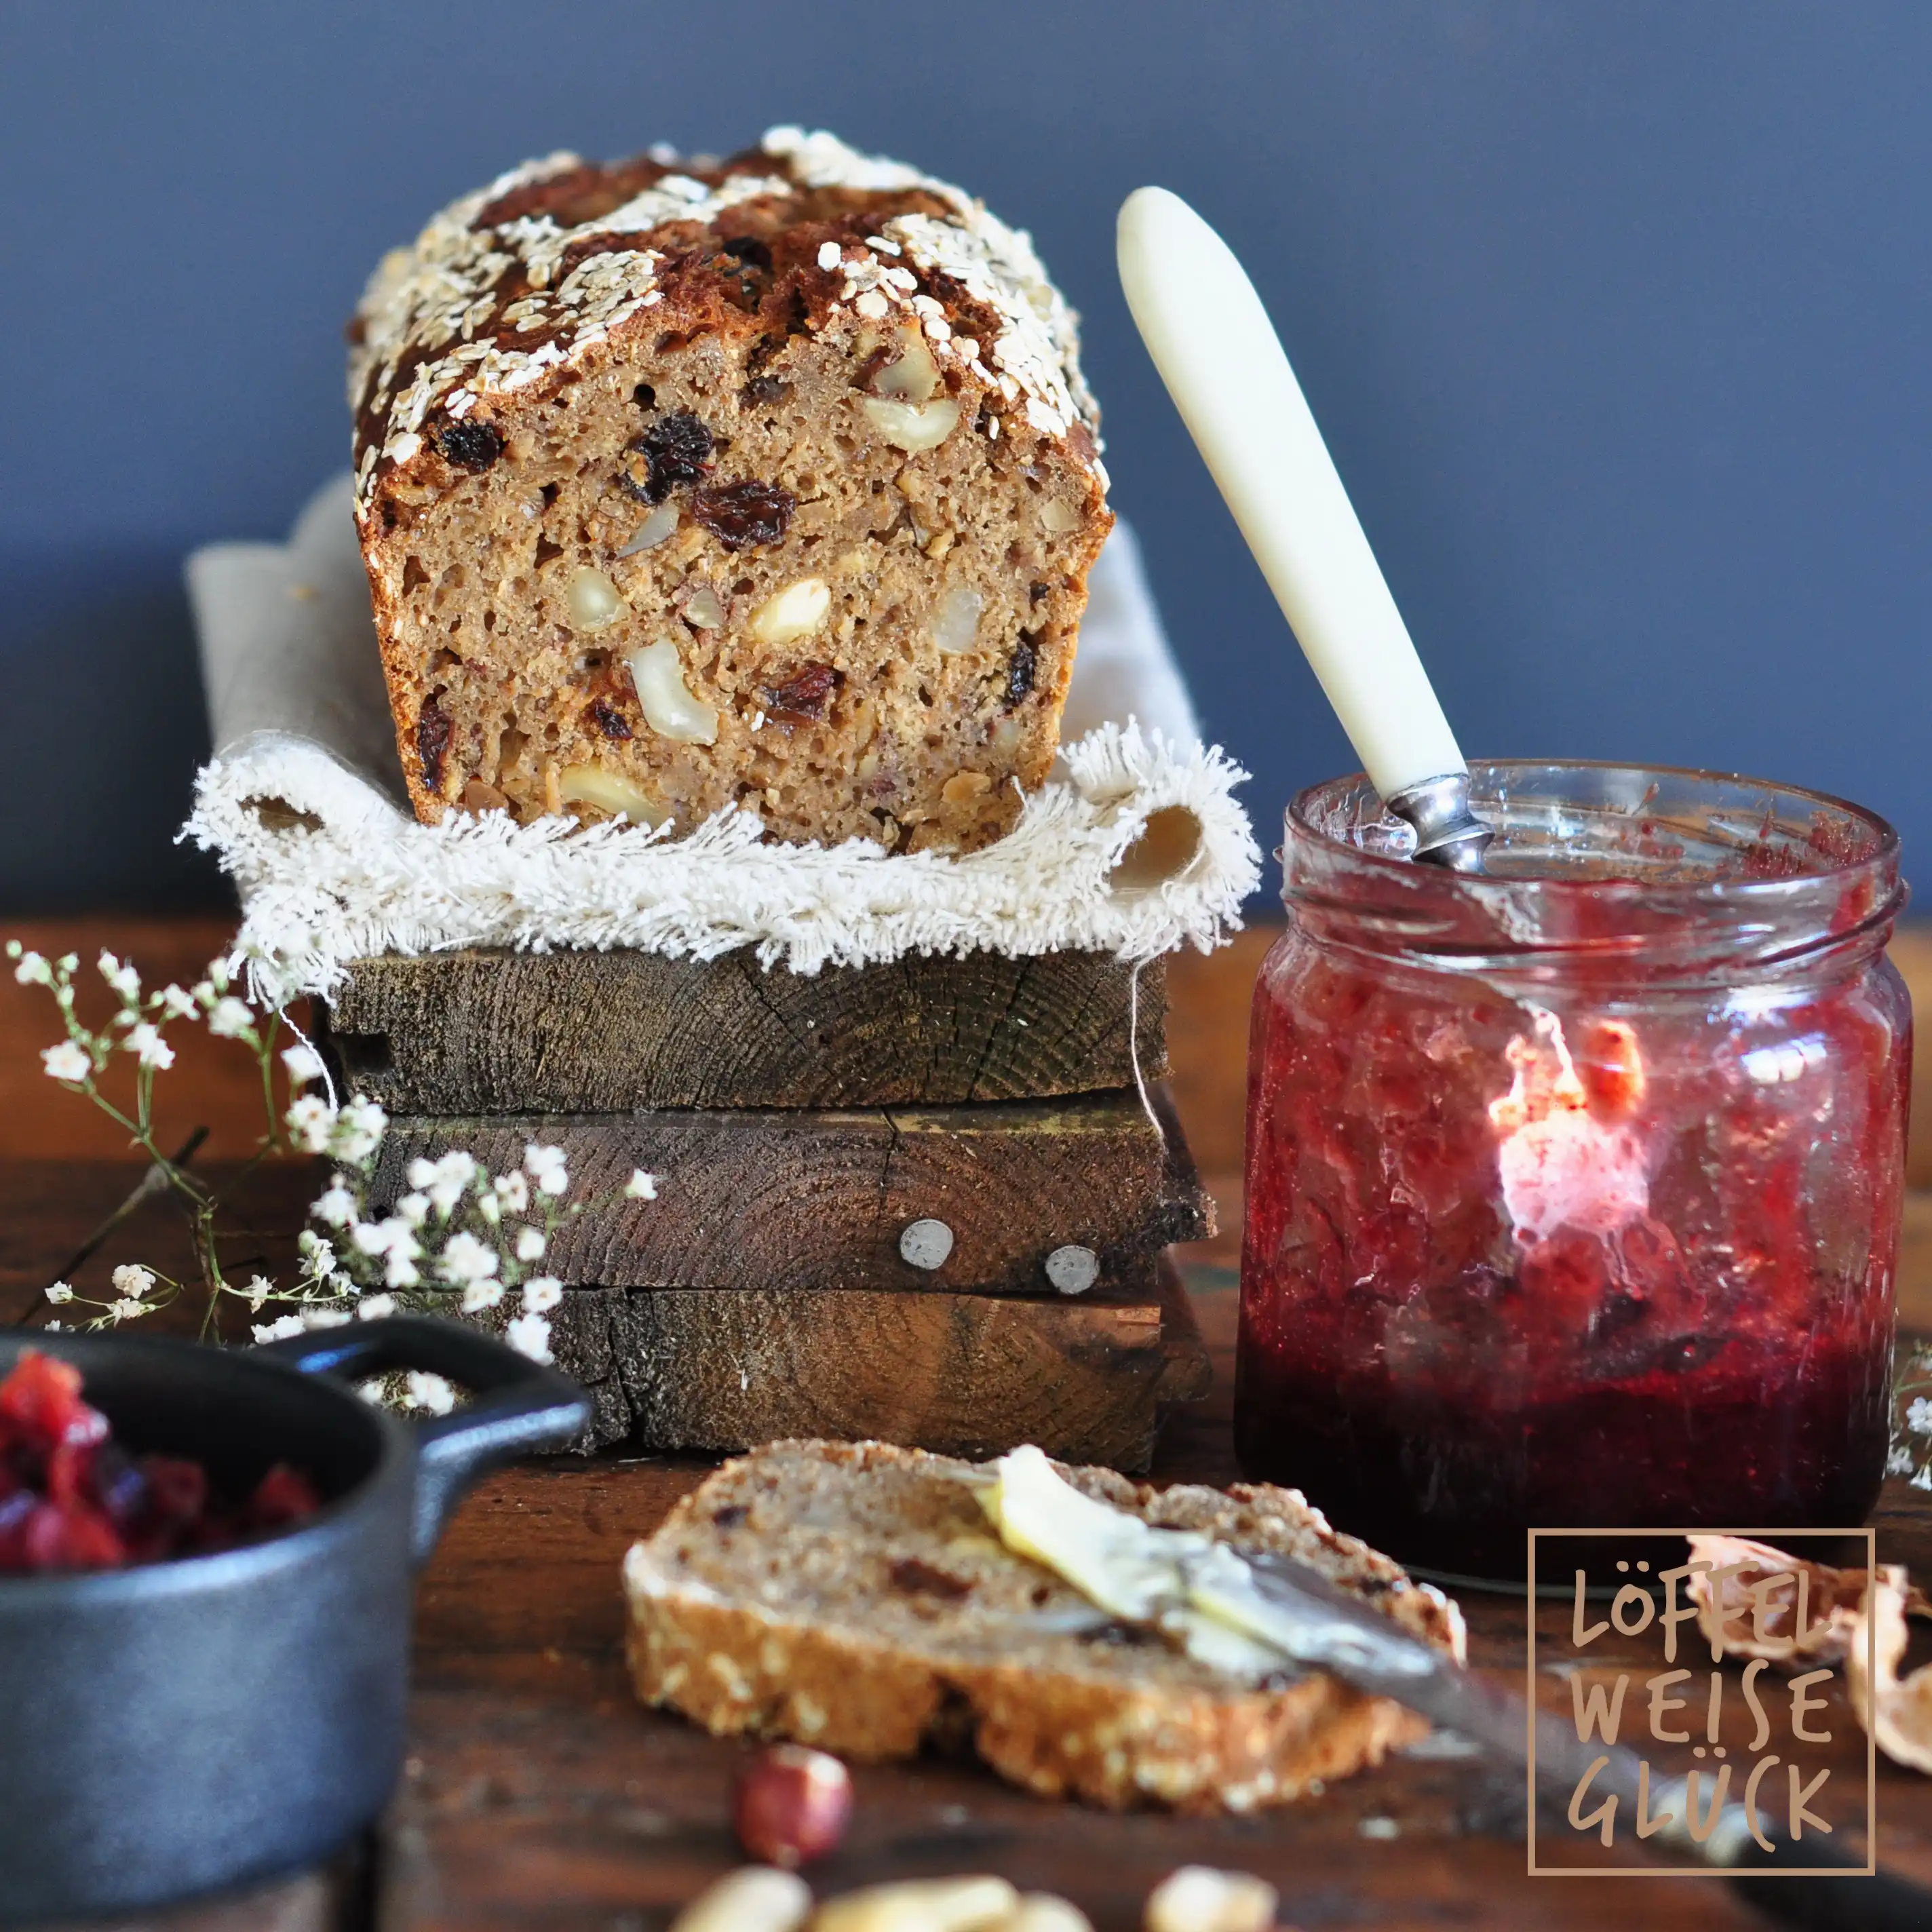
left=0, top=1349, right=319, bottom=1572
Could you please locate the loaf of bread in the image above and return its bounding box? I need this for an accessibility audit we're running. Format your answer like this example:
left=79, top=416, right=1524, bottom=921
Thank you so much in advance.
left=349, top=128, right=1112, bottom=853
left=623, top=1440, right=1463, bottom=1812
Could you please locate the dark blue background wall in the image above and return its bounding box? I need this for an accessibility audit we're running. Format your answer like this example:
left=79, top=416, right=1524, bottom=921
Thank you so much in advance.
left=6, top=2, right=1929, bottom=908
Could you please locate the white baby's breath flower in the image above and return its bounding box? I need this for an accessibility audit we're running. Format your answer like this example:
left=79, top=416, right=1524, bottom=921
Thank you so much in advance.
left=357, top=1294, right=396, bottom=1320
left=406, top=1370, right=457, bottom=1416
left=330, top=1098, right=388, bottom=1164
left=505, top=1311, right=554, bottom=1364
left=515, top=1226, right=547, bottom=1262
left=111, top=1264, right=156, bottom=1300
left=244, top=1274, right=274, bottom=1311
left=461, top=1277, right=507, bottom=1313
left=12, top=948, right=52, bottom=986
left=312, top=1176, right=358, bottom=1227
left=286, top=1094, right=337, bottom=1153
left=206, top=996, right=256, bottom=1040
left=1906, top=1397, right=1932, bottom=1436
left=252, top=1313, right=307, bottom=1343
left=302, top=1308, right=353, bottom=1330
left=398, top=1192, right=431, bottom=1229
left=43, top=1320, right=64, bottom=1333
left=158, top=983, right=197, bottom=1020
left=109, top=1297, right=155, bottom=1321
left=624, top=1169, right=659, bottom=1201
left=476, top=1192, right=501, bottom=1226
left=98, top=950, right=141, bottom=1001
left=1914, top=1466, right=1932, bottom=1492
left=522, top=1143, right=568, bottom=1197
left=407, top=1150, right=476, bottom=1216
left=201, top=957, right=231, bottom=995
left=282, top=1043, right=327, bottom=1087
left=1889, top=1444, right=1917, bottom=1477
left=41, top=1041, right=90, bottom=1083
left=521, top=1276, right=563, bottom=1315
left=45, top=1281, right=73, bottom=1305
left=353, top=1217, right=420, bottom=1266
left=492, top=1170, right=530, bottom=1215
left=436, top=1231, right=499, bottom=1288
left=123, top=1022, right=175, bottom=1070
left=384, top=1255, right=420, bottom=1289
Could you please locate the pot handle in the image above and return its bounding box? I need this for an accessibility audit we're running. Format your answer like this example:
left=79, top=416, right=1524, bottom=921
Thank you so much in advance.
left=254, top=1317, right=590, bottom=1566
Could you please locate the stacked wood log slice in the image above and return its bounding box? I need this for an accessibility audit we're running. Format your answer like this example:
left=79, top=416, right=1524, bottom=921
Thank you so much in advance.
left=320, top=948, right=1213, bottom=1466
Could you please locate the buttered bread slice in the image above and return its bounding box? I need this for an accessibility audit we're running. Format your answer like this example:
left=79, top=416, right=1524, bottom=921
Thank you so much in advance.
left=622, top=1440, right=1463, bottom=1812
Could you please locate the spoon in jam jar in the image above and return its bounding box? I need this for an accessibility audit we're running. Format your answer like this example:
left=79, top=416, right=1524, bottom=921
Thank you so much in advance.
left=1118, top=185, right=1492, bottom=873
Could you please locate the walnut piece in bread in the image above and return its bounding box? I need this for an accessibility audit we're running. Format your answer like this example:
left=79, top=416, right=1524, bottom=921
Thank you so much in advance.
left=349, top=128, right=1112, bottom=854
left=623, top=1440, right=1465, bottom=1812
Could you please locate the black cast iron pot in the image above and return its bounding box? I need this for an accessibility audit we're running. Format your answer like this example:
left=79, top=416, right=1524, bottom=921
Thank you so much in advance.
left=0, top=1317, right=587, bottom=1924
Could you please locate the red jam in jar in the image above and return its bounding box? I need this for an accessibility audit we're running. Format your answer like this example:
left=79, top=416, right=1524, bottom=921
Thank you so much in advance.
left=1237, top=762, right=1910, bottom=1580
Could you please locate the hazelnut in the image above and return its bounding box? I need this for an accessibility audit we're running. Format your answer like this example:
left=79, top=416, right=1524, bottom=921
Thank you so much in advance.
left=750, top=577, right=832, bottom=644
left=997, top=1899, right=1094, bottom=1932
left=861, top=396, right=961, bottom=452
left=671, top=1868, right=813, bottom=1932
left=733, top=1743, right=853, bottom=1870
left=558, top=763, right=668, bottom=828
left=626, top=640, right=720, bottom=746
left=566, top=565, right=626, bottom=632
left=941, top=772, right=991, bottom=807
left=815, top=1878, right=1018, bottom=1932
left=1144, top=1869, right=1277, bottom=1932
left=929, top=586, right=984, bottom=657
left=1038, top=498, right=1080, bottom=535
left=460, top=778, right=510, bottom=816
left=870, top=330, right=941, bottom=404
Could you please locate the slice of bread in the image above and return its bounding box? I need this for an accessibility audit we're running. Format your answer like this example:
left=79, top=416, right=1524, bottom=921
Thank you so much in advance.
left=622, top=1440, right=1464, bottom=1812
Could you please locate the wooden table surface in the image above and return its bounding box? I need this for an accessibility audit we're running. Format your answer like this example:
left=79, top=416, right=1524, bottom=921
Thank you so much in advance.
left=5, top=917, right=1932, bottom=1932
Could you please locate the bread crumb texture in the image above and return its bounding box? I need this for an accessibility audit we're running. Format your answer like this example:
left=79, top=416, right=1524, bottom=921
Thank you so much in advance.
left=351, top=128, right=1112, bottom=853
left=622, top=1440, right=1466, bottom=1812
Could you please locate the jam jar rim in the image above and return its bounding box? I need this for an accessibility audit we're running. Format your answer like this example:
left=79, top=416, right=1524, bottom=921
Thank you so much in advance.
left=1283, top=757, right=1905, bottom=972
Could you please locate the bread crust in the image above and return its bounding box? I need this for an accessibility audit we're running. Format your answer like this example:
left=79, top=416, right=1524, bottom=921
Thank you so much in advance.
left=623, top=1440, right=1465, bottom=1813
left=348, top=129, right=1111, bottom=852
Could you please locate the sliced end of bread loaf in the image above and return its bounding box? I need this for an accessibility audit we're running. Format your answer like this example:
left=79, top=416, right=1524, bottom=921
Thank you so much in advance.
left=623, top=1440, right=1464, bottom=1813
left=350, top=130, right=1110, bottom=855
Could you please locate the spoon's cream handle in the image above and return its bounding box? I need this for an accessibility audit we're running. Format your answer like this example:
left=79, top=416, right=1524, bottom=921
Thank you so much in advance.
left=1117, top=186, right=1465, bottom=801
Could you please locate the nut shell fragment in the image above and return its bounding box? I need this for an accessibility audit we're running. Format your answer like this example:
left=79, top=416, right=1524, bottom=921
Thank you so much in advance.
left=1687, top=1534, right=1932, bottom=1775
left=1846, top=1568, right=1932, bottom=1774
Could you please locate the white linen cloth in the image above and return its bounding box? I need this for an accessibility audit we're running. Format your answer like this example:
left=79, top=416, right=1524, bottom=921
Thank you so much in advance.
left=182, top=478, right=1256, bottom=1002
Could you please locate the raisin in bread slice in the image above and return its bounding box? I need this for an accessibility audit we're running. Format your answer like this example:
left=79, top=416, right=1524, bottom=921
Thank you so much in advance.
left=622, top=1440, right=1463, bottom=1813
left=349, top=127, right=1111, bottom=855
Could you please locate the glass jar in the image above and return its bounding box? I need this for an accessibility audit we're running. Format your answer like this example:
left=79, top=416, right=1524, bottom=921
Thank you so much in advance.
left=1237, top=761, right=1910, bottom=1581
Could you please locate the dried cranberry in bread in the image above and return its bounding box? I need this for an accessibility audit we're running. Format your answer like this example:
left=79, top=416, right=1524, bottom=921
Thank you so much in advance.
left=622, top=1440, right=1465, bottom=1812
left=349, top=127, right=1112, bottom=853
